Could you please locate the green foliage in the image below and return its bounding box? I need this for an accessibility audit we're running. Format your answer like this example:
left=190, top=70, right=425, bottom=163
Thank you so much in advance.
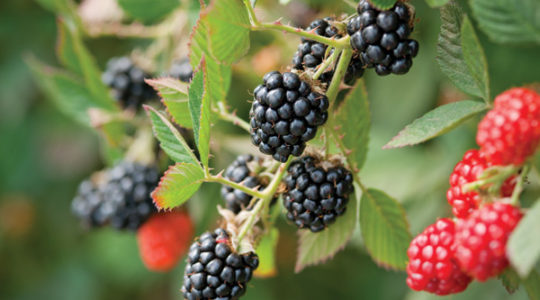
left=151, top=163, right=205, bottom=209
left=254, top=228, right=279, bottom=277
left=295, top=187, right=359, bottom=272
left=523, top=270, right=540, bottom=300
left=360, top=188, right=411, bottom=270
left=188, top=66, right=212, bottom=167
left=500, top=268, right=521, bottom=294
left=332, top=81, right=370, bottom=171
left=437, top=1, right=490, bottom=101
left=369, top=0, right=398, bottom=10
left=508, top=200, right=540, bottom=278
left=384, top=100, right=487, bottom=148
left=117, top=0, right=180, bottom=23
left=145, top=105, right=199, bottom=165
left=425, top=0, right=450, bottom=8
left=470, top=0, right=540, bottom=45
left=146, top=78, right=192, bottom=128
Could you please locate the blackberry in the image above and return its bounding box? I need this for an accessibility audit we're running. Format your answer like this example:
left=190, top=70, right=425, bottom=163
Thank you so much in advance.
left=101, top=56, right=156, bottom=109
left=220, top=155, right=270, bottom=214
left=71, top=161, right=159, bottom=231
left=292, top=18, right=365, bottom=85
left=182, top=228, right=259, bottom=300
left=169, top=58, right=193, bottom=83
left=348, top=0, right=419, bottom=75
left=249, top=71, right=329, bottom=162
left=283, top=155, right=354, bottom=232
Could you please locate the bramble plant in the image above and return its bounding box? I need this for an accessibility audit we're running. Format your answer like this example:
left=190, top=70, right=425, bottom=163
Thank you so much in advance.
left=29, top=0, right=540, bottom=299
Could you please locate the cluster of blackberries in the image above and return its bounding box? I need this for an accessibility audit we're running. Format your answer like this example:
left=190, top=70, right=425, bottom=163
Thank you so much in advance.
left=292, top=18, right=366, bottom=85
left=71, top=161, right=159, bottom=231
left=250, top=71, right=329, bottom=162
left=102, top=56, right=156, bottom=109
left=169, top=58, right=193, bottom=83
left=182, top=228, right=259, bottom=300
left=221, top=155, right=266, bottom=214
left=283, top=156, right=354, bottom=232
left=348, top=0, right=419, bottom=75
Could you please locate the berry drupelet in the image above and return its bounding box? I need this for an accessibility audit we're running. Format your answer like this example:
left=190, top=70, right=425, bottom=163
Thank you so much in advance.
left=250, top=71, right=329, bottom=162
left=348, top=0, right=419, bottom=75
left=102, top=56, right=156, bottom=109
left=169, top=58, right=194, bottom=83
left=221, top=155, right=266, bottom=214
left=182, top=228, right=259, bottom=300
left=283, top=155, right=354, bottom=232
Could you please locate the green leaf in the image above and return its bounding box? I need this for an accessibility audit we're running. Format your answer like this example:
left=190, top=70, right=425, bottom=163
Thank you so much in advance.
left=384, top=100, right=487, bottom=148
left=56, top=19, right=82, bottom=75
left=146, top=78, right=192, bottom=128
left=425, top=0, right=450, bottom=8
left=369, top=0, right=398, bottom=10
left=470, top=0, right=540, bottom=45
left=333, top=80, right=370, bottom=171
left=499, top=268, right=521, bottom=294
left=523, top=270, right=540, bottom=300
left=117, top=0, right=180, bottom=23
left=151, top=163, right=204, bottom=209
left=188, top=63, right=212, bottom=167
left=437, top=1, right=488, bottom=100
left=254, top=229, right=279, bottom=278
left=28, top=58, right=98, bottom=126
left=144, top=105, right=199, bottom=165
left=508, top=200, right=540, bottom=278
left=360, top=188, right=411, bottom=270
left=461, top=17, right=490, bottom=101
left=295, top=186, right=358, bottom=272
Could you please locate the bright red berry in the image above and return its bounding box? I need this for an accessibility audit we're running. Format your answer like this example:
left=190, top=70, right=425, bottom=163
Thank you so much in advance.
left=406, top=218, right=472, bottom=295
left=477, top=87, right=540, bottom=166
left=455, top=202, right=522, bottom=281
left=447, top=149, right=515, bottom=218
left=136, top=211, right=194, bottom=272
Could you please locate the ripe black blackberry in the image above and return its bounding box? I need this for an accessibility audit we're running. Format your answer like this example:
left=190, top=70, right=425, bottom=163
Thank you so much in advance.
left=292, top=18, right=365, bottom=85
left=283, top=155, right=354, bottom=232
left=249, top=71, right=329, bottom=162
left=101, top=56, right=156, bottom=109
left=71, top=161, right=159, bottom=231
left=182, top=228, right=259, bottom=300
left=348, top=0, right=419, bottom=75
left=221, top=155, right=266, bottom=214
left=169, top=58, right=193, bottom=83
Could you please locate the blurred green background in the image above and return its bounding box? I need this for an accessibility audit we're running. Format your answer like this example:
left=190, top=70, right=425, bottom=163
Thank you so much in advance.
left=1, top=0, right=539, bottom=299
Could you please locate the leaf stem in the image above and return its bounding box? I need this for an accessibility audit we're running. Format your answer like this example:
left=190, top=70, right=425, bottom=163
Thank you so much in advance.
left=510, top=164, right=531, bottom=205
left=251, top=23, right=349, bottom=48
left=242, top=0, right=260, bottom=26
left=206, top=173, right=266, bottom=199
left=463, top=165, right=521, bottom=193
left=326, top=47, right=353, bottom=102
left=313, top=48, right=342, bottom=80
left=214, top=101, right=251, bottom=133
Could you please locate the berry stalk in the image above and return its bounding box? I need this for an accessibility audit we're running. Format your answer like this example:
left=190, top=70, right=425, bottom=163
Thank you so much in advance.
left=510, top=163, right=531, bottom=205
left=326, top=47, right=353, bottom=103
left=213, top=101, right=251, bottom=133
left=206, top=173, right=266, bottom=200
left=312, top=47, right=342, bottom=81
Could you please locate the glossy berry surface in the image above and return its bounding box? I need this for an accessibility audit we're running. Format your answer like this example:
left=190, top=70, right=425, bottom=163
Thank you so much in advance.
left=137, top=211, right=194, bottom=272
left=182, top=228, right=259, bottom=300
left=250, top=71, right=329, bottom=162
left=447, top=149, right=515, bottom=218
left=348, top=0, right=418, bottom=76
left=477, top=88, right=540, bottom=166
left=406, top=218, right=472, bottom=295
left=283, top=156, right=354, bottom=232
left=455, top=202, right=523, bottom=281
left=101, top=56, right=156, bottom=109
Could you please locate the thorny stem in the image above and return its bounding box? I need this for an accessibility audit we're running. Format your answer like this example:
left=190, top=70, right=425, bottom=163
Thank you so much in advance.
left=326, top=47, right=353, bottom=102
left=313, top=48, right=342, bottom=80
left=253, top=23, right=349, bottom=49
left=236, top=157, right=293, bottom=243
left=206, top=173, right=266, bottom=199
left=463, top=165, right=521, bottom=193
left=214, top=101, right=251, bottom=133
left=510, top=164, right=531, bottom=205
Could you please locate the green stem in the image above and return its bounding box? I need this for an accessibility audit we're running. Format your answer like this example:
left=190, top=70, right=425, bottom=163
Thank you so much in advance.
left=252, top=23, right=349, bottom=48
left=242, top=0, right=260, bottom=26
left=313, top=48, right=342, bottom=80
left=510, top=164, right=531, bottom=205
left=214, top=102, right=251, bottom=133
left=326, top=47, right=353, bottom=102
left=463, top=165, right=521, bottom=193
left=206, top=173, right=266, bottom=199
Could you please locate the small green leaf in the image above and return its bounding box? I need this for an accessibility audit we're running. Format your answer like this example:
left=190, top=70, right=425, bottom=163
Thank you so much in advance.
left=508, top=200, right=540, bottom=278
left=425, top=0, right=450, bottom=8
left=144, top=105, right=199, bottom=165
left=117, top=0, right=180, bottom=23
left=254, top=229, right=279, bottom=278
left=295, top=186, right=358, bottom=272
left=333, top=80, right=370, bottom=171
left=151, top=163, right=205, bottom=210
left=499, top=268, right=521, bottom=294
left=146, top=78, right=192, bottom=128
left=188, top=63, right=212, bottom=167
left=523, top=270, right=540, bottom=300
left=461, top=17, right=490, bottom=101
left=56, top=19, right=82, bottom=75
left=369, top=0, right=398, bottom=10
left=360, top=188, right=411, bottom=270
left=384, top=100, right=487, bottom=148
left=437, top=1, right=488, bottom=100
left=471, top=0, right=540, bottom=45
